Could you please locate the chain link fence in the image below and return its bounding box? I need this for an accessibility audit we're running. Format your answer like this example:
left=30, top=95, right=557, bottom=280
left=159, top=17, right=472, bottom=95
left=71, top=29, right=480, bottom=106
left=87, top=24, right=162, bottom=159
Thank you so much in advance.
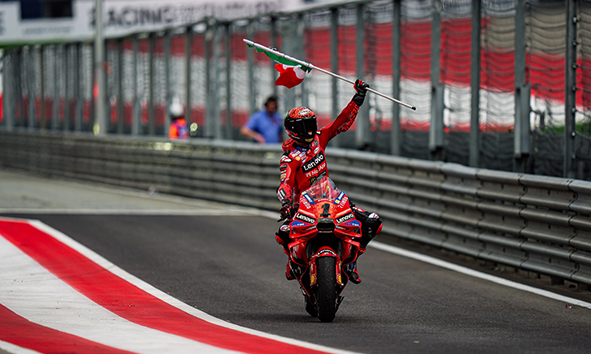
left=3, top=0, right=591, bottom=179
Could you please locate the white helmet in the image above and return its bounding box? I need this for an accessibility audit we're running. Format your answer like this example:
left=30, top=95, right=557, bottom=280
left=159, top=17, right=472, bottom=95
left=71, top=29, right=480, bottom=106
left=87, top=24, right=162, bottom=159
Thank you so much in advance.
left=170, top=98, right=184, bottom=118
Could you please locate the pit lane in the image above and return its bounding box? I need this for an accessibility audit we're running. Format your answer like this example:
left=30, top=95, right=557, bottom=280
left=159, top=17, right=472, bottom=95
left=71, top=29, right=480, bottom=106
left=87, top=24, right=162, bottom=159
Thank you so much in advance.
left=2, top=169, right=591, bottom=354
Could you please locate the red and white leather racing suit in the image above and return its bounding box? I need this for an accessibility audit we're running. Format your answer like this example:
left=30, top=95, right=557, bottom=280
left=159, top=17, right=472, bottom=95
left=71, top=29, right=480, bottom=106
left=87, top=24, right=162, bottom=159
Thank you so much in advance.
left=276, top=100, right=360, bottom=204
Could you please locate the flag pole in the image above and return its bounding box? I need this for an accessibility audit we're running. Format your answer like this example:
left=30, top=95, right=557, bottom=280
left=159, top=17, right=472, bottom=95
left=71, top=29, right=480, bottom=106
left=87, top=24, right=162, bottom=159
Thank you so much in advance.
left=243, top=39, right=416, bottom=111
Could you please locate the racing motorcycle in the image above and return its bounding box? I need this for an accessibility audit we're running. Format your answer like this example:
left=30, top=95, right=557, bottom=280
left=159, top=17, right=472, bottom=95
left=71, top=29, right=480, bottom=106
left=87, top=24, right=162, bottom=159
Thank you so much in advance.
left=283, top=175, right=370, bottom=322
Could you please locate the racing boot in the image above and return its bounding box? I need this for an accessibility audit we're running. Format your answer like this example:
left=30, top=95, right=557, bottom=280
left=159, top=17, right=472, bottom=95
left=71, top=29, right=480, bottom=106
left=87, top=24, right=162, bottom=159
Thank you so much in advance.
left=352, top=206, right=383, bottom=250
left=344, top=262, right=361, bottom=284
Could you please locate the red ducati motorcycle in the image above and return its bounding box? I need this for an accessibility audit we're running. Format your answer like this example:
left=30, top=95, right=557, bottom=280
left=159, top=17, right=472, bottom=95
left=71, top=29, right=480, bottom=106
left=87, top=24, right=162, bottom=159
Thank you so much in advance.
left=284, top=175, right=367, bottom=322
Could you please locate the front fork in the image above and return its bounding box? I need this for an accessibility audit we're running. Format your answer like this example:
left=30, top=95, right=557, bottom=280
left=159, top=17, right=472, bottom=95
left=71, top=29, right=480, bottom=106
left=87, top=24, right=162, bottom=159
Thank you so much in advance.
left=309, top=247, right=344, bottom=287
left=288, top=235, right=360, bottom=298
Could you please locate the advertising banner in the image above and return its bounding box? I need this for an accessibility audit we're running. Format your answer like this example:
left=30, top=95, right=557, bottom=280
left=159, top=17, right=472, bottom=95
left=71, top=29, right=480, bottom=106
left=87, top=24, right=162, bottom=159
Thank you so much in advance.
left=0, top=0, right=299, bottom=45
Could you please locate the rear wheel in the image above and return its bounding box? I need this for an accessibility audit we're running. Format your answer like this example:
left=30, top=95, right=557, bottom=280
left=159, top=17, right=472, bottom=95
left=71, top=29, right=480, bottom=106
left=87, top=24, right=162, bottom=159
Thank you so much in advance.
left=316, top=257, right=337, bottom=322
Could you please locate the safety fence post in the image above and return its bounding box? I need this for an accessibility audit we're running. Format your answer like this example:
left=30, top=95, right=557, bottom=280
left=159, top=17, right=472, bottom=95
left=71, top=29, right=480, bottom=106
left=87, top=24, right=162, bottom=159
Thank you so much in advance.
left=429, top=0, right=444, bottom=160
left=3, top=50, right=14, bottom=131
left=297, top=13, right=307, bottom=108
left=53, top=45, right=59, bottom=131
left=247, top=20, right=256, bottom=117
left=356, top=3, right=370, bottom=149
left=205, top=23, right=213, bottom=139
left=469, top=0, right=482, bottom=168
left=565, top=0, right=578, bottom=178
left=185, top=26, right=192, bottom=129
left=132, top=34, right=140, bottom=136
left=94, top=0, right=105, bottom=136
left=27, top=47, right=36, bottom=131
left=330, top=6, right=341, bottom=148
left=225, top=22, right=233, bottom=140
left=74, top=43, right=82, bottom=132
left=283, top=17, right=297, bottom=110
left=39, top=46, right=45, bottom=130
left=64, top=44, right=71, bottom=132
left=148, top=34, right=155, bottom=136
left=213, top=23, right=223, bottom=139
left=116, top=39, right=123, bottom=134
left=514, top=0, right=530, bottom=173
left=164, top=30, right=172, bottom=138
left=270, top=17, right=278, bottom=98
left=391, top=0, right=402, bottom=156
left=17, top=48, right=24, bottom=129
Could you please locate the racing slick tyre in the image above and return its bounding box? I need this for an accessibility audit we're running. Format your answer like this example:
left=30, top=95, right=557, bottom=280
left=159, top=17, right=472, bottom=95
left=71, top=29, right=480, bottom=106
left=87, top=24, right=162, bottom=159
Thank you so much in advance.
left=316, top=256, right=337, bottom=322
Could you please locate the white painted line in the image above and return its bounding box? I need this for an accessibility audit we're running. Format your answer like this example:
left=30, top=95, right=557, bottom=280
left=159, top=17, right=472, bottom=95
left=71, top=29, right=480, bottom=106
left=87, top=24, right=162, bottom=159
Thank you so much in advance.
left=369, top=241, right=591, bottom=310
left=0, top=235, right=241, bottom=354
left=0, top=208, right=250, bottom=215
left=0, top=206, right=279, bottom=219
left=211, top=206, right=591, bottom=309
left=28, top=220, right=362, bottom=354
left=0, top=340, right=42, bottom=354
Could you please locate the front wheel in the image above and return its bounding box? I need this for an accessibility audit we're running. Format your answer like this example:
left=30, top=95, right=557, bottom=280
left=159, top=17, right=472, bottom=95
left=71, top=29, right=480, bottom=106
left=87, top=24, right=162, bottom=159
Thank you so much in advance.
left=316, top=257, right=337, bottom=322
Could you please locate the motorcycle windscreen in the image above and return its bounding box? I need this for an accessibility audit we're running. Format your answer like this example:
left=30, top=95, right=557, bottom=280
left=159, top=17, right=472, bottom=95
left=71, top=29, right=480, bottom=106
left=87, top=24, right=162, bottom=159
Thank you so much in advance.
left=305, top=176, right=340, bottom=201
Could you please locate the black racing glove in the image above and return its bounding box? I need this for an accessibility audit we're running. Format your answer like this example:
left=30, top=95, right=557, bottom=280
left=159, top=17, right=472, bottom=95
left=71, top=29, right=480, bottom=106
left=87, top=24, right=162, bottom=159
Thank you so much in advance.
left=352, top=79, right=369, bottom=106
left=279, top=200, right=293, bottom=221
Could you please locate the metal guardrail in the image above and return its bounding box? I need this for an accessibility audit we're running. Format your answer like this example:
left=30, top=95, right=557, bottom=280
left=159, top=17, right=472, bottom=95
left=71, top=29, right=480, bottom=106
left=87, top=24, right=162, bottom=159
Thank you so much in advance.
left=2, top=130, right=591, bottom=286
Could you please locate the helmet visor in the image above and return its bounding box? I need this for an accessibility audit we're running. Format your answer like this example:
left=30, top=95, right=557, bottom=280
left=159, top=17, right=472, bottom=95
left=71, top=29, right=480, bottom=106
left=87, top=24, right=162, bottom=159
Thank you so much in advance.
left=295, top=117, right=317, bottom=137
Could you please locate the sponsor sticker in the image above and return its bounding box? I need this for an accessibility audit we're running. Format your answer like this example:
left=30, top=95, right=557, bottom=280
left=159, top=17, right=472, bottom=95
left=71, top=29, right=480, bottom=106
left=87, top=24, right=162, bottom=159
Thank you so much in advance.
left=344, top=220, right=360, bottom=227
left=303, top=193, right=315, bottom=205
left=336, top=213, right=354, bottom=224
left=334, top=191, right=345, bottom=204
left=290, top=221, right=306, bottom=227
left=301, top=151, right=325, bottom=172
left=301, top=198, right=311, bottom=209
left=295, top=213, right=315, bottom=224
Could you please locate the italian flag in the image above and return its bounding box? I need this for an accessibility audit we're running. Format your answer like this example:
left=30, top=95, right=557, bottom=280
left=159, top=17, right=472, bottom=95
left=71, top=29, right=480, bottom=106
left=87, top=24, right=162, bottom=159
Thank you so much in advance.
left=248, top=43, right=311, bottom=89
left=274, top=64, right=308, bottom=89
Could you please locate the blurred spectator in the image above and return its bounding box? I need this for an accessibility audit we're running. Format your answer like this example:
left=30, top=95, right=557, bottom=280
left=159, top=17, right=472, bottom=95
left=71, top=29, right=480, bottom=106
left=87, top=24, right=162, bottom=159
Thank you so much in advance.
left=240, top=96, right=283, bottom=144
left=168, top=98, right=188, bottom=140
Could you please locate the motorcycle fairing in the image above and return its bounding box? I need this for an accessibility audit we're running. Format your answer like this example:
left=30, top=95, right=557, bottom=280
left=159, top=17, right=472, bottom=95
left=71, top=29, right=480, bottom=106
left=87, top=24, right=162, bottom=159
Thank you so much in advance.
left=286, top=176, right=366, bottom=311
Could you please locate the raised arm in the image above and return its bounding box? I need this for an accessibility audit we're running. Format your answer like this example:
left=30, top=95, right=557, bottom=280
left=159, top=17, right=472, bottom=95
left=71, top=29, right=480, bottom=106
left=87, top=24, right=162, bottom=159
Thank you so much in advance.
left=318, top=79, right=369, bottom=147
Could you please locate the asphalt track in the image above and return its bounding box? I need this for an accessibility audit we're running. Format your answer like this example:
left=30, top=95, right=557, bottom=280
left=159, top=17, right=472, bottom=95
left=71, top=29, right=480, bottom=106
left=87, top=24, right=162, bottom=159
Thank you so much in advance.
left=2, top=170, right=591, bottom=353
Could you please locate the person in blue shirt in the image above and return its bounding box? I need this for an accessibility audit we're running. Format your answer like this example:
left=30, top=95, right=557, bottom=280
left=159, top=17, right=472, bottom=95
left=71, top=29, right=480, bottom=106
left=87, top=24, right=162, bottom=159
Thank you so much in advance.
left=240, top=96, right=284, bottom=144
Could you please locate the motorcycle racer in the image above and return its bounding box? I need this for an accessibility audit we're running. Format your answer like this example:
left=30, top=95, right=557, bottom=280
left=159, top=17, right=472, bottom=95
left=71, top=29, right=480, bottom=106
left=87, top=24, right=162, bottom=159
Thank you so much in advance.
left=275, top=79, right=383, bottom=284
